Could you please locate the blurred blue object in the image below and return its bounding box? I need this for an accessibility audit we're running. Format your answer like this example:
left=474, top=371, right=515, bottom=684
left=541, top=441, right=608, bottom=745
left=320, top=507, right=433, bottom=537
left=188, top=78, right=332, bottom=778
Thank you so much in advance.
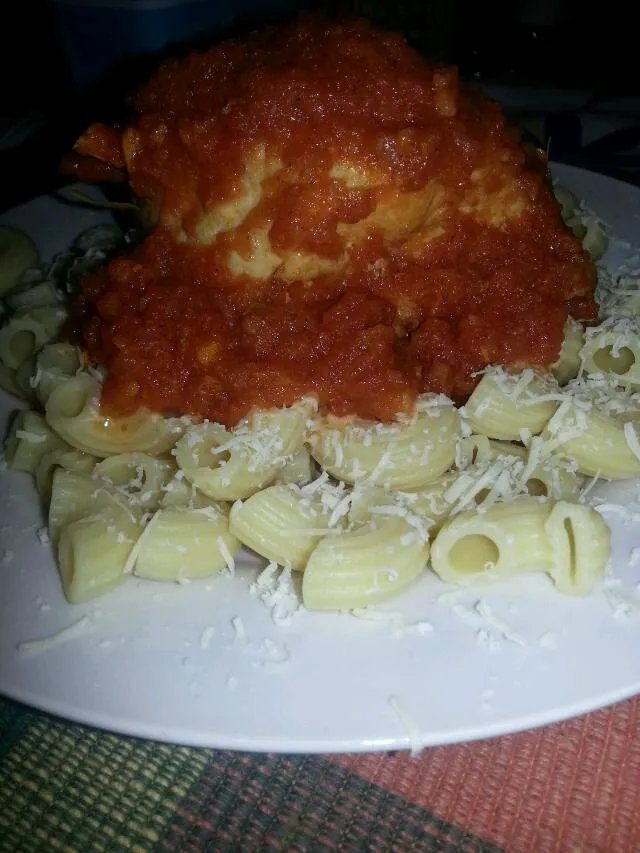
left=51, top=0, right=311, bottom=90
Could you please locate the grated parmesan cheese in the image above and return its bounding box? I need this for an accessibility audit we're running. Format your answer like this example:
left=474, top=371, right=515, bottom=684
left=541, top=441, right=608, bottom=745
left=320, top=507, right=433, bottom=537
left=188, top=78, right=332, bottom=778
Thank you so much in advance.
left=18, top=615, right=93, bottom=655
left=231, top=615, right=247, bottom=643
left=216, top=537, right=235, bottom=575
left=36, top=527, right=50, bottom=545
left=388, top=695, right=423, bottom=757
left=15, top=430, right=46, bottom=444
left=199, top=626, right=215, bottom=649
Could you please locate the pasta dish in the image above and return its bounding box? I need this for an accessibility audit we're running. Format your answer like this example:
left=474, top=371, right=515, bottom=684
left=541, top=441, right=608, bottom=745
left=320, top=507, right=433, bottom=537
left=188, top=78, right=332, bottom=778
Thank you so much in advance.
left=0, top=15, right=637, bottom=613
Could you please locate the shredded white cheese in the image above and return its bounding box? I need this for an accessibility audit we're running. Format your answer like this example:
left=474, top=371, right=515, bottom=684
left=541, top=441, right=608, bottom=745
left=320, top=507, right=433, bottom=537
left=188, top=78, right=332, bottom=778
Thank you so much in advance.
left=36, top=527, right=50, bottom=545
left=216, top=536, right=236, bottom=575
left=231, top=615, right=247, bottom=643
left=17, top=616, right=93, bottom=655
left=199, top=626, right=215, bottom=649
left=388, top=694, right=423, bottom=757
left=15, top=429, right=46, bottom=444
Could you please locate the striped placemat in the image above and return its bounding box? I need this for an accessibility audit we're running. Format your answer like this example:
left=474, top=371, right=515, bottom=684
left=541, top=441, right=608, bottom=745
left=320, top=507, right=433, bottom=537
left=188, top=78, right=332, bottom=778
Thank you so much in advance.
left=1, top=695, right=639, bottom=852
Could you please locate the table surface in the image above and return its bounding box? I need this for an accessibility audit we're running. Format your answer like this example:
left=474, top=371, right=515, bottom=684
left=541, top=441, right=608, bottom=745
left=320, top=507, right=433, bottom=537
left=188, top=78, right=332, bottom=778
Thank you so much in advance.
left=1, top=694, right=639, bottom=852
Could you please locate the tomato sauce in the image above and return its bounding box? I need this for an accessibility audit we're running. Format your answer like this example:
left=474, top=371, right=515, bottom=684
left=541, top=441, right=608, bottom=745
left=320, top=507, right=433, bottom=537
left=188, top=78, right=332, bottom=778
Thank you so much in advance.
left=72, top=15, right=597, bottom=427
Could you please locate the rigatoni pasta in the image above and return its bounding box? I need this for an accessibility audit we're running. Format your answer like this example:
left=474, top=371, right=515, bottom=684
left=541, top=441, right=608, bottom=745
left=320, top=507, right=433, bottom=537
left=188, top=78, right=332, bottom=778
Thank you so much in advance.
left=93, top=453, right=176, bottom=510
left=552, top=317, right=584, bottom=385
left=229, top=483, right=333, bottom=570
left=48, top=469, right=141, bottom=544
left=58, top=504, right=140, bottom=603
left=539, top=399, right=640, bottom=479
left=0, top=225, right=39, bottom=296
left=1, top=208, right=638, bottom=608
left=35, top=447, right=96, bottom=501
left=33, top=342, right=82, bottom=405
left=132, top=506, right=241, bottom=581
left=545, top=502, right=611, bottom=595
left=463, top=368, right=561, bottom=440
left=302, top=517, right=430, bottom=610
left=45, top=373, right=189, bottom=457
left=174, top=399, right=315, bottom=501
left=309, top=399, right=459, bottom=490
left=4, top=410, right=68, bottom=473
left=579, top=317, right=640, bottom=388
left=430, top=497, right=553, bottom=587
left=0, top=304, right=66, bottom=372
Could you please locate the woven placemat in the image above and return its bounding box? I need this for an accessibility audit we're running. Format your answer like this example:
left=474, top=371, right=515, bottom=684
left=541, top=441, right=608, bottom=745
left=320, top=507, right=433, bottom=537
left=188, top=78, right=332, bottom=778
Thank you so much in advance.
left=1, top=695, right=639, bottom=852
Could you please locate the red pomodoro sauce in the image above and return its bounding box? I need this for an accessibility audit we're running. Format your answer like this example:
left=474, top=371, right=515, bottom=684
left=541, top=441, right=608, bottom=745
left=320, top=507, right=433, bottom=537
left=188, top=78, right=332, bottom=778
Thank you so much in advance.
left=71, top=16, right=597, bottom=427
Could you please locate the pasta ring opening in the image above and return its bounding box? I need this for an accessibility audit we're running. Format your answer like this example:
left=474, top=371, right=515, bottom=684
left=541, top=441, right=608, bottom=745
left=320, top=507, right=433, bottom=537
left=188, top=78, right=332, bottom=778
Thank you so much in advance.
left=97, top=459, right=148, bottom=489
left=526, top=477, right=548, bottom=497
left=592, top=345, right=635, bottom=376
left=192, top=440, right=231, bottom=470
left=448, top=534, right=500, bottom=575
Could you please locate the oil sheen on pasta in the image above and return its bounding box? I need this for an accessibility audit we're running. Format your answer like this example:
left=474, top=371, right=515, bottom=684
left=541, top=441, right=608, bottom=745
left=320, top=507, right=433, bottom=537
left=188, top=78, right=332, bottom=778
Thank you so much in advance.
left=69, top=15, right=597, bottom=427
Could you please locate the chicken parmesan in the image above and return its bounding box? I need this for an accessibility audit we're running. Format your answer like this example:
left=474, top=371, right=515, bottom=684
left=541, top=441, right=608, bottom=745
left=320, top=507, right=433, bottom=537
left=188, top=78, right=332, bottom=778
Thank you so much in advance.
left=68, top=15, right=597, bottom=427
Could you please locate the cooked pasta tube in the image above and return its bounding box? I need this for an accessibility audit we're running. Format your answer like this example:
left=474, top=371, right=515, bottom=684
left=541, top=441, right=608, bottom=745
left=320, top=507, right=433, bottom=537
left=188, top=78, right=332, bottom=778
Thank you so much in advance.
left=552, top=317, right=584, bottom=385
left=274, top=448, right=315, bottom=486
left=174, top=398, right=314, bottom=501
left=0, top=225, right=39, bottom=295
left=229, top=483, right=333, bottom=570
left=14, top=355, right=37, bottom=400
left=520, top=456, right=581, bottom=501
left=579, top=318, right=640, bottom=388
left=464, top=368, right=560, bottom=440
left=93, top=453, right=176, bottom=510
left=57, top=504, right=139, bottom=603
left=597, top=274, right=640, bottom=319
left=457, top=435, right=525, bottom=468
left=580, top=216, right=608, bottom=261
left=133, top=506, right=241, bottom=581
left=346, top=449, right=576, bottom=537
left=309, top=399, right=459, bottom=491
left=406, top=475, right=460, bottom=530
left=45, top=373, right=189, bottom=457
left=430, top=497, right=553, bottom=586
left=556, top=185, right=608, bottom=260
left=434, top=455, right=525, bottom=515
left=0, top=362, right=21, bottom=398
left=553, top=183, right=580, bottom=222
left=0, top=305, right=66, bottom=371
left=302, top=517, right=429, bottom=610
left=4, top=410, right=69, bottom=473
left=347, top=483, right=437, bottom=535
left=159, top=475, right=211, bottom=509
left=35, top=448, right=96, bottom=501
left=545, top=502, right=609, bottom=595
left=540, top=403, right=640, bottom=479
left=5, top=277, right=61, bottom=311
left=48, top=469, right=142, bottom=543
left=33, top=342, right=82, bottom=404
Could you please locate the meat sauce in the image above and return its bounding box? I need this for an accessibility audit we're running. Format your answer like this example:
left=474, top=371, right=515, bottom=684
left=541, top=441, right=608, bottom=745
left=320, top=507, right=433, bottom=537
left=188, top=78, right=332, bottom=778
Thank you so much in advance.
left=72, top=16, right=597, bottom=427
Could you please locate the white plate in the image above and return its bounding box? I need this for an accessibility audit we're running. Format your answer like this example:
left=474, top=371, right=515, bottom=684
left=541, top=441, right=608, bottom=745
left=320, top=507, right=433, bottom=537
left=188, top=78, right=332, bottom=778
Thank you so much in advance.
left=1, top=164, right=640, bottom=754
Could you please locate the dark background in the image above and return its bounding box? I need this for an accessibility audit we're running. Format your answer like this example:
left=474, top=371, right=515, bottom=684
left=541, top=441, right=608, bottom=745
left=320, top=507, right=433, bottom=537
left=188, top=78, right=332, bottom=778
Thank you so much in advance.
left=1, top=0, right=638, bottom=212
